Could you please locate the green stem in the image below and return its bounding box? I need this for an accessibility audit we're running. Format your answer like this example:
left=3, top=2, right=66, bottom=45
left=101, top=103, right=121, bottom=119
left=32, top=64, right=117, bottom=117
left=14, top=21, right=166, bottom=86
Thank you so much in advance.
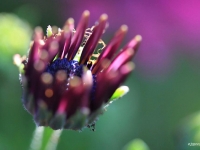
left=29, top=127, right=63, bottom=150
left=29, top=127, right=44, bottom=150
left=45, top=129, right=62, bottom=150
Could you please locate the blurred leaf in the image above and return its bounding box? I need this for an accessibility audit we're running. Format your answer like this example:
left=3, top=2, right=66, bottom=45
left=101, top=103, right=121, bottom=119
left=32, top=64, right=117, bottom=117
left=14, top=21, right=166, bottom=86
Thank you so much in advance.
left=0, top=13, right=32, bottom=58
left=123, top=139, right=150, bottom=150
left=176, top=111, right=200, bottom=150
left=0, top=13, right=32, bottom=78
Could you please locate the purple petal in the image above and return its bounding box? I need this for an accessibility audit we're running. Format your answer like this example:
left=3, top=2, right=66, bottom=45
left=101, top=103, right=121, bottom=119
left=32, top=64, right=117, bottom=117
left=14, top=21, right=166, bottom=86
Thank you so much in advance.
left=106, top=48, right=134, bottom=72
left=79, top=14, right=108, bottom=65
left=92, top=25, right=128, bottom=74
left=25, top=27, right=43, bottom=76
left=122, top=35, right=142, bottom=54
left=67, top=11, right=90, bottom=60
left=90, top=70, right=117, bottom=111
left=104, top=62, right=134, bottom=102
left=60, top=30, right=72, bottom=59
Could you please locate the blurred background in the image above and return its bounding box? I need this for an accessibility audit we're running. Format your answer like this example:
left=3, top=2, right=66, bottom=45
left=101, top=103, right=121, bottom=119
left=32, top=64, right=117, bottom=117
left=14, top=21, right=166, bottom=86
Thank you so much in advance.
left=0, top=0, right=200, bottom=150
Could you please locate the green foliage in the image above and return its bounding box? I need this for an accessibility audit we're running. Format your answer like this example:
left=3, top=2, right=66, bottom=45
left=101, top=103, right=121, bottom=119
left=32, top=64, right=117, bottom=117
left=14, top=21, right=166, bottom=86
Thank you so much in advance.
left=0, top=13, right=32, bottom=57
left=0, top=13, right=32, bottom=78
left=123, top=139, right=150, bottom=150
left=176, top=112, right=200, bottom=150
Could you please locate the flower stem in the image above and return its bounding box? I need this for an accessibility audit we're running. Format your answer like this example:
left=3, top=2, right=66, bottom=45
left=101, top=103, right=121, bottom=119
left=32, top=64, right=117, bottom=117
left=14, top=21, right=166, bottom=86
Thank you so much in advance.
left=29, top=127, right=63, bottom=150
left=29, top=127, right=44, bottom=150
left=45, top=129, right=62, bottom=150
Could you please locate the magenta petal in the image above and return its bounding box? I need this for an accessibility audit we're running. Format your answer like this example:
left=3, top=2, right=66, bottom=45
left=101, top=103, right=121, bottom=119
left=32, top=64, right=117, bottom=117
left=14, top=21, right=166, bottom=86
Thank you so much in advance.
left=104, top=62, right=134, bottom=102
left=40, top=36, right=60, bottom=63
left=91, top=62, right=134, bottom=110
left=25, top=27, right=43, bottom=76
left=57, top=99, right=67, bottom=114
left=80, top=14, right=108, bottom=65
left=60, top=30, right=72, bottom=59
left=80, top=69, right=93, bottom=107
left=41, top=36, right=54, bottom=51
left=29, top=60, right=47, bottom=103
left=90, top=70, right=117, bottom=111
left=63, top=18, right=75, bottom=31
left=62, top=77, right=85, bottom=118
left=67, top=11, right=90, bottom=60
left=47, top=40, right=59, bottom=62
left=122, top=35, right=142, bottom=54
left=49, top=70, right=68, bottom=113
left=92, top=25, right=128, bottom=74
left=106, top=48, right=134, bottom=72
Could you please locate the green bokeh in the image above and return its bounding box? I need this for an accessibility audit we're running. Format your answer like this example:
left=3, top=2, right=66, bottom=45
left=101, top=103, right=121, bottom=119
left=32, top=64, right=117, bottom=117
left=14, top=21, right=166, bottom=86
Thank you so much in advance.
left=123, top=138, right=150, bottom=150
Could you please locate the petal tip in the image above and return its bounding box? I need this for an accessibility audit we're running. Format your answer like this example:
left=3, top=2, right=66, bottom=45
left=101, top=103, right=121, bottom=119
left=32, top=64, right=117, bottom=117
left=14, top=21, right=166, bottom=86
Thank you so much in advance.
left=34, top=26, right=43, bottom=40
left=120, top=62, right=135, bottom=74
left=121, top=25, right=128, bottom=32
left=100, top=14, right=108, bottom=21
left=68, top=18, right=74, bottom=24
left=135, top=35, right=142, bottom=42
left=83, top=10, right=90, bottom=17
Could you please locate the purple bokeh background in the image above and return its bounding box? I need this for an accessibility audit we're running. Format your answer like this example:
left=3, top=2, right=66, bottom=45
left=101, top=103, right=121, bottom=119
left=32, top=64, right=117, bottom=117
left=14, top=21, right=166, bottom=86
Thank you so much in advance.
left=60, top=0, right=200, bottom=78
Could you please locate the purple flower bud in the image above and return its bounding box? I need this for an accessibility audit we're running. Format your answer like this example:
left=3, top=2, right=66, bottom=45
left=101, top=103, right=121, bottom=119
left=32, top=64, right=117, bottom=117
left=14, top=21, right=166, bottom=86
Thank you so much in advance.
left=14, top=11, right=141, bottom=131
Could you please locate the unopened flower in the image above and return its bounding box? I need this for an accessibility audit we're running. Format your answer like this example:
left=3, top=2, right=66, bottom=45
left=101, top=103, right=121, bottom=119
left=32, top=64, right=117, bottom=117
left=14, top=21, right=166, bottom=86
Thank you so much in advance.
left=14, top=11, right=141, bottom=131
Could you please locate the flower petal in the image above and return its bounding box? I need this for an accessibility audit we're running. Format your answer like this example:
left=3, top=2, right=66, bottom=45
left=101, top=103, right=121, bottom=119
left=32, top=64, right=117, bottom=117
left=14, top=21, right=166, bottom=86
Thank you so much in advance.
left=67, top=10, right=90, bottom=60
left=80, top=14, right=108, bottom=65
left=92, top=25, right=128, bottom=74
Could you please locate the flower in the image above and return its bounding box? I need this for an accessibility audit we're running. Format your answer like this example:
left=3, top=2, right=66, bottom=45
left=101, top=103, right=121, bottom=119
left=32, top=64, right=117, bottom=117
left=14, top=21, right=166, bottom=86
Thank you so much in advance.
left=14, top=11, right=141, bottom=131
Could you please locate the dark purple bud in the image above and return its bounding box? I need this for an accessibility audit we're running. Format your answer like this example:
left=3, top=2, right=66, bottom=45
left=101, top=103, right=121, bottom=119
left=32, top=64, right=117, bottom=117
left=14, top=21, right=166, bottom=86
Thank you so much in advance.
left=14, top=11, right=141, bottom=131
